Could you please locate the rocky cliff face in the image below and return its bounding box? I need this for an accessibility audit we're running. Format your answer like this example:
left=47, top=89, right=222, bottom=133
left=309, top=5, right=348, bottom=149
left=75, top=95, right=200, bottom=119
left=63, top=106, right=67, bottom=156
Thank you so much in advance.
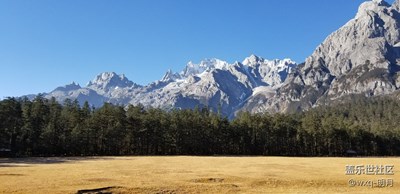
left=240, top=0, right=400, bottom=114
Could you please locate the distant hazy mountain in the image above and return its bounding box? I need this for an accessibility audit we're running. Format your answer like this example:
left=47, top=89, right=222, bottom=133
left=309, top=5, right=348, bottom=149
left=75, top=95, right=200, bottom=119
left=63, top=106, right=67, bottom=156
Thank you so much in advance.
left=27, top=0, right=400, bottom=117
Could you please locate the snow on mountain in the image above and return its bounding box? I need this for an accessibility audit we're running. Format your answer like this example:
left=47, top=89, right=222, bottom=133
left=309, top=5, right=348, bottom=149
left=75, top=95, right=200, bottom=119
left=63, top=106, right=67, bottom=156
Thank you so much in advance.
left=40, top=56, right=296, bottom=117
left=161, top=69, right=182, bottom=82
left=242, top=54, right=297, bottom=87
left=180, top=58, right=229, bottom=78
left=127, top=56, right=295, bottom=116
left=87, top=72, right=139, bottom=94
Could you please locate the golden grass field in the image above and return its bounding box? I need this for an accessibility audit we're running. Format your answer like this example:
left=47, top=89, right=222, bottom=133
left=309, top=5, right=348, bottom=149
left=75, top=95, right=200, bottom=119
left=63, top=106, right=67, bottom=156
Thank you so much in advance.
left=0, top=156, right=399, bottom=194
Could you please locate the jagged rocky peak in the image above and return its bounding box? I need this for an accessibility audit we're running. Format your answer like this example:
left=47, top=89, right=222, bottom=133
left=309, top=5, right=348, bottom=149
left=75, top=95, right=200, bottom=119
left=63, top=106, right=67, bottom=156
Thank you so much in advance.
left=87, top=72, right=136, bottom=89
left=356, top=0, right=390, bottom=18
left=233, top=54, right=296, bottom=87
left=303, top=0, right=400, bottom=78
left=180, top=58, right=229, bottom=77
left=242, top=54, right=296, bottom=68
left=242, top=54, right=264, bottom=65
left=67, top=81, right=81, bottom=88
left=161, top=69, right=181, bottom=82
left=52, top=81, right=81, bottom=92
left=199, top=58, right=229, bottom=70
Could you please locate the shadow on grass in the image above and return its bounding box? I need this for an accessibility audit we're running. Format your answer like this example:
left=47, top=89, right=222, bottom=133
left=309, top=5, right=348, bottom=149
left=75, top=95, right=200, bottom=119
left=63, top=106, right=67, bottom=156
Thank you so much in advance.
left=0, top=156, right=117, bottom=167
left=77, top=186, right=122, bottom=194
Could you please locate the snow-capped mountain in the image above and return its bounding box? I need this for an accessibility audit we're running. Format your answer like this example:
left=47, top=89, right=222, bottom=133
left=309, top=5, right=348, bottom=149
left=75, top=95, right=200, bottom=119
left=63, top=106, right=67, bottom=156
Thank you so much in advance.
left=180, top=58, right=230, bottom=78
left=241, top=55, right=297, bottom=87
left=37, top=56, right=296, bottom=117
left=129, top=56, right=296, bottom=117
left=27, top=0, right=400, bottom=117
left=87, top=72, right=139, bottom=93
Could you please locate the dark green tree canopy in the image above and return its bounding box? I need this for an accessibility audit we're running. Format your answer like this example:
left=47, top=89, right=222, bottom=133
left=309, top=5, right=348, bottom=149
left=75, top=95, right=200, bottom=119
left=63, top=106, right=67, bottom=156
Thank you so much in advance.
left=0, top=95, right=399, bottom=157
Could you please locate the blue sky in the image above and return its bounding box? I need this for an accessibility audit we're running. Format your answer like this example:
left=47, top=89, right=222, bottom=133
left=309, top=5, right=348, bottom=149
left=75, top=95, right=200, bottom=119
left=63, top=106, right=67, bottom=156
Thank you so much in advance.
left=0, top=0, right=396, bottom=97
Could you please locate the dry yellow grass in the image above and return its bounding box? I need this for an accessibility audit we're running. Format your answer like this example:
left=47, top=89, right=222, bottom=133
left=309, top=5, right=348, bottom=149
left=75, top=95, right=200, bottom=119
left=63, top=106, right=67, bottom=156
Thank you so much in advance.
left=0, top=156, right=399, bottom=193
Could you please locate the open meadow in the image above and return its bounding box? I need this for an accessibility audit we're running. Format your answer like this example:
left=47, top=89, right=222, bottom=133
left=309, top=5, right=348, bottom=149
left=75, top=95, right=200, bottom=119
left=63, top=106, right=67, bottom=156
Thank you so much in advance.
left=0, top=156, right=399, bottom=193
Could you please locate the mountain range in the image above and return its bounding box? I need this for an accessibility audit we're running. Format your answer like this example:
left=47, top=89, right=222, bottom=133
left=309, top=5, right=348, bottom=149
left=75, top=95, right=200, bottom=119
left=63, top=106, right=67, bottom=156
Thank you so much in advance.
left=29, top=0, right=400, bottom=118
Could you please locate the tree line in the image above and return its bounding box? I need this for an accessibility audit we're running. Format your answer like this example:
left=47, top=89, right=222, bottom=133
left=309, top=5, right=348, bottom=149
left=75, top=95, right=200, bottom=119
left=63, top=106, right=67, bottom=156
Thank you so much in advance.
left=0, top=94, right=399, bottom=157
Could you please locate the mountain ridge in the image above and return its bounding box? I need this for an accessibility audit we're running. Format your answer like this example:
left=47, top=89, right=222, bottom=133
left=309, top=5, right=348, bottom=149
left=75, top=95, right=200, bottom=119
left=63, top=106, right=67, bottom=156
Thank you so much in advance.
left=30, top=55, right=296, bottom=117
